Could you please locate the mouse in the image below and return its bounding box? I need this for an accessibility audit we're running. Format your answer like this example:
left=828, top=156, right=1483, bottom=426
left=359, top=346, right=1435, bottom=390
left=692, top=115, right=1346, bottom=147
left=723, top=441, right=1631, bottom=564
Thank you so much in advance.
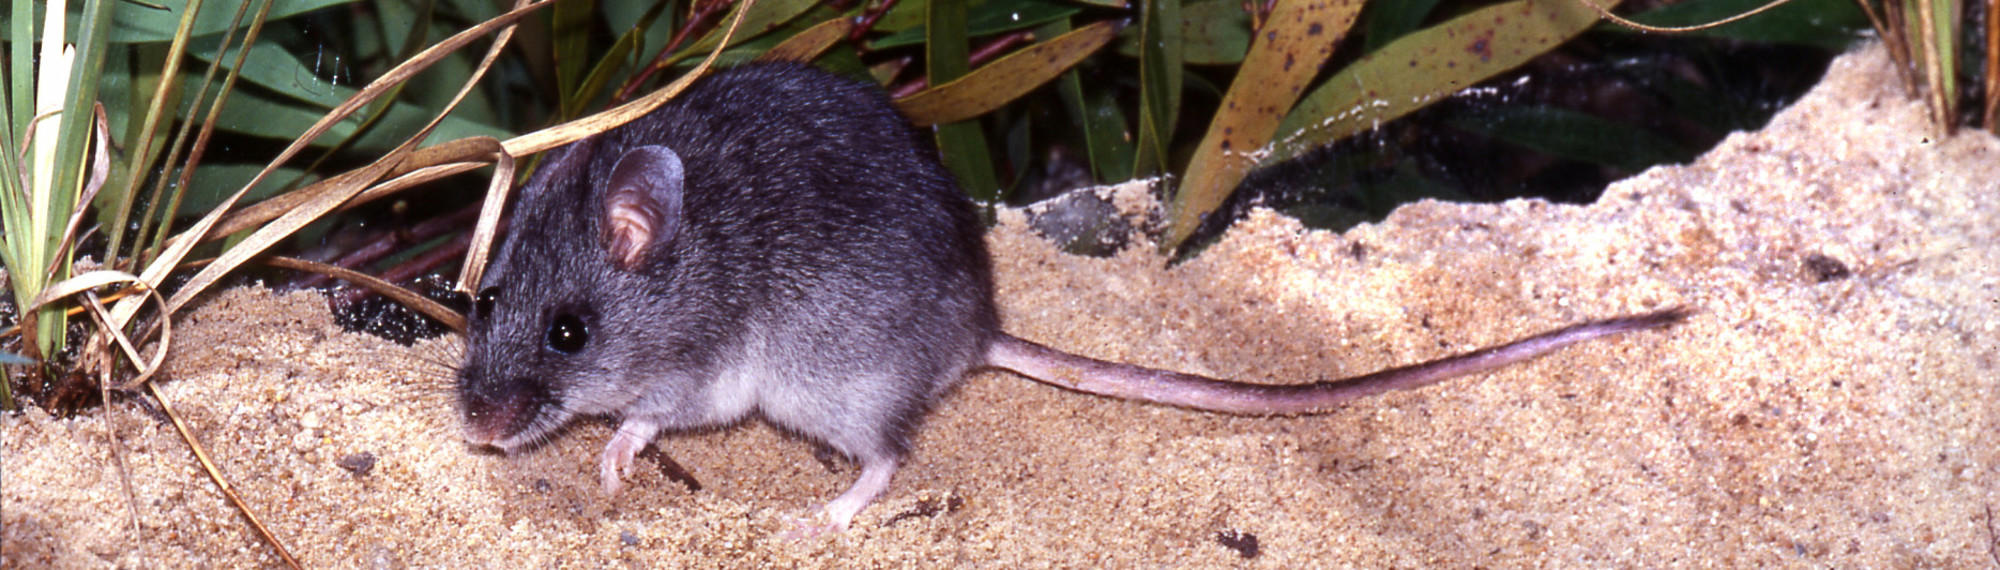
left=454, top=61, right=1687, bottom=534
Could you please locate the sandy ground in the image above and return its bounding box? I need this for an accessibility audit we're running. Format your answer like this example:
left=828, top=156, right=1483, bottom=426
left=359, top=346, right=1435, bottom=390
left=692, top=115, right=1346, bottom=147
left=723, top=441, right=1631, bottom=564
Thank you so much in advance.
left=4, top=42, right=1997, bottom=567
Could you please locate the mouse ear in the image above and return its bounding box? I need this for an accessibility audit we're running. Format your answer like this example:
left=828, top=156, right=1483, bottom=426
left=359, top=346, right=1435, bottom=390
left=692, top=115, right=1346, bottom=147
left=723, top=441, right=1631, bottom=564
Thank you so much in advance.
left=602, top=145, right=686, bottom=270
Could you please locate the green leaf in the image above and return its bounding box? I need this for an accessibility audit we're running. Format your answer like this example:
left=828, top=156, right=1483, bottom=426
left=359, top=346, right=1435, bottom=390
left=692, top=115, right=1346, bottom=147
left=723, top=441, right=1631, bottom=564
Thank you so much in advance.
left=1050, top=19, right=1134, bottom=184
left=1113, top=0, right=1250, bottom=65
left=566, top=0, right=671, bottom=118
left=1446, top=105, right=1693, bottom=172
left=1269, top=0, right=1613, bottom=167
left=19, top=0, right=364, bottom=44
left=1179, top=0, right=1250, bottom=64
left=184, top=35, right=350, bottom=108
left=869, top=0, right=1081, bottom=50
left=552, top=0, right=593, bottom=115
left=1610, top=0, right=1867, bottom=50
left=667, top=0, right=821, bottom=67
left=178, top=164, right=318, bottom=215
left=929, top=0, right=999, bottom=200
left=193, top=77, right=510, bottom=152
left=7, top=0, right=33, bottom=134
left=871, top=0, right=929, bottom=34
left=1131, top=0, right=1181, bottom=178
left=601, top=0, right=675, bottom=60
left=1360, top=0, right=1441, bottom=51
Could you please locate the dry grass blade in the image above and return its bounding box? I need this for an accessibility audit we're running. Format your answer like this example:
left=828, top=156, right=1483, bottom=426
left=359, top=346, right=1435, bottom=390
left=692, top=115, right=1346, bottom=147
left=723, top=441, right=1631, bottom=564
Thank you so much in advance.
left=1581, top=0, right=1798, bottom=32
left=1912, top=0, right=1955, bottom=135
left=458, top=0, right=758, bottom=295
left=107, top=0, right=556, bottom=330
left=38, top=104, right=113, bottom=289
left=25, top=269, right=171, bottom=390
left=145, top=378, right=301, bottom=569
left=26, top=272, right=197, bottom=557
left=261, top=255, right=467, bottom=333
left=498, top=0, right=758, bottom=158
left=150, top=0, right=542, bottom=322
left=23, top=3, right=552, bottom=566
left=168, top=0, right=759, bottom=302
left=447, top=138, right=510, bottom=298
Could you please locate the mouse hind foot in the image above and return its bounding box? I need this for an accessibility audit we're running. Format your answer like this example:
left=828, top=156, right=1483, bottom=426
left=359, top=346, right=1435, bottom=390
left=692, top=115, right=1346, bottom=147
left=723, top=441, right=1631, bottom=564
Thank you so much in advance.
left=787, top=458, right=899, bottom=538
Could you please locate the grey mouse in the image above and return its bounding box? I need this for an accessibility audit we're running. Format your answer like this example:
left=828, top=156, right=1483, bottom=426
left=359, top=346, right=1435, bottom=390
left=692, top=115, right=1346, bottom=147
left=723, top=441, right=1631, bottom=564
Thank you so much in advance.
left=455, top=62, right=1685, bottom=534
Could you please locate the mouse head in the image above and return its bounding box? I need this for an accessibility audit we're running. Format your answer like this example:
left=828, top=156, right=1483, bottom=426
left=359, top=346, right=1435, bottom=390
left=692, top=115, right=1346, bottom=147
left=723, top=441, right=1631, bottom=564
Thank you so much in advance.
left=456, top=138, right=690, bottom=451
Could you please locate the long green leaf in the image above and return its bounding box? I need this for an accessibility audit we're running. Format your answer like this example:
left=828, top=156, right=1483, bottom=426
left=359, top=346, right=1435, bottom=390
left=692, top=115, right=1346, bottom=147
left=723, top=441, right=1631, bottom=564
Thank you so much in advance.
left=552, top=0, right=591, bottom=115
left=928, top=0, right=998, bottom=200
left=1268, top=0, right=1615, bottom=167
left=565, top=0, right=670, bottom=118
left=869, top=0, right=1081, bottom=50
left=1131, top=0, right=1181, bottom=178
left=102, top=0, right=356, bottom=43
left=7, top=0, right=31, bottom=133
left=105, top=0, right=204, bottom=265
left=187, top=76, right=509, bottom=151
left=1113, top=0, right=1250, bottom=65
left=1050, top=19, right=1134, bottom=184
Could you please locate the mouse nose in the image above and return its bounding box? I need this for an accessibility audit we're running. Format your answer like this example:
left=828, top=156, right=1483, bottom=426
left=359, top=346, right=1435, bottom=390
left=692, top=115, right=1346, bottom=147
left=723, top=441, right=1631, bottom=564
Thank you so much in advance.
left=460, top=375, right=548, bottom=446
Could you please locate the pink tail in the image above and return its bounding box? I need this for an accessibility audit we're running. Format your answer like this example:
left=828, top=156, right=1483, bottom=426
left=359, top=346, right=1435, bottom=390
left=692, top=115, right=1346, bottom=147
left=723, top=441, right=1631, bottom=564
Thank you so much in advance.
left=984, top=308, right=1688, bottom=415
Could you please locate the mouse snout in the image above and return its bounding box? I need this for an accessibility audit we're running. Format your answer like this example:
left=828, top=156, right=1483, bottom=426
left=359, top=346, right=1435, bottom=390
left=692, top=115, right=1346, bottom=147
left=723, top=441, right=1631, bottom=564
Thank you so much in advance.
left=460, top=375, right=552, bottom=448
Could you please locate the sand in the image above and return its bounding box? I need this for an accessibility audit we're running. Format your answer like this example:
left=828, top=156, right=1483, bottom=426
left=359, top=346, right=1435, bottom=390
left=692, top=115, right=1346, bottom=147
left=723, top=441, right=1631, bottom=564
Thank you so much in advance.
left=4, top=42, right=1997, bottom=567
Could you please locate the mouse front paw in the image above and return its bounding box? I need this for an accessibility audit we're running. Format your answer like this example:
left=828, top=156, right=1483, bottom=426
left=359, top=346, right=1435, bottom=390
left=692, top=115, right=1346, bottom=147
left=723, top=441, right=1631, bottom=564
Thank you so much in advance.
left=599, top=418, right=663, bottom=495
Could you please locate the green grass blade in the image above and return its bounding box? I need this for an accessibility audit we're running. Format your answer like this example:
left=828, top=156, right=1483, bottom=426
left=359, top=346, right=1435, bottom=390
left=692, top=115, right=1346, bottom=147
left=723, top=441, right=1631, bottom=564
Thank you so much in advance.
left=8, top=0, right=33, bottom=134
left=1130, top=0, right=1181, bottom=178
left=186, top=77, right=508, bottom=150
left=566, top=0, right=671, bottom=119
left=104, top=0, right=204, bottom=264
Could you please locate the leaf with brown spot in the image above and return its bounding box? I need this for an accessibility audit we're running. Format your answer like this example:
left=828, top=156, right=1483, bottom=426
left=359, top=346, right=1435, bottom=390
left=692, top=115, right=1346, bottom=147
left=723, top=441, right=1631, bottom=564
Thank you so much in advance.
left=896, top=20, right=1122, bottom=126
left=1267, top=0, right=1618, bottom=168
left=1162, top=0, right=1362, bottom=251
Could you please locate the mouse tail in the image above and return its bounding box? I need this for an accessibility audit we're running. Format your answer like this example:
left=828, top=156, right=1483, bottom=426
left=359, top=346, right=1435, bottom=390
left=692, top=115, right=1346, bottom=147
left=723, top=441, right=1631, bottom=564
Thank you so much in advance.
left=984, top=307, right=1689, bottom=416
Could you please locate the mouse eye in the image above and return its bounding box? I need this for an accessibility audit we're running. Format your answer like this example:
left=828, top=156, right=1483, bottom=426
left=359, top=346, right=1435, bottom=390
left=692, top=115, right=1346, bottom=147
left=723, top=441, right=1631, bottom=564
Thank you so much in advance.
left=546, top=314, right=589, bottom=354
left=474, top=287, right=498, bottom=316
